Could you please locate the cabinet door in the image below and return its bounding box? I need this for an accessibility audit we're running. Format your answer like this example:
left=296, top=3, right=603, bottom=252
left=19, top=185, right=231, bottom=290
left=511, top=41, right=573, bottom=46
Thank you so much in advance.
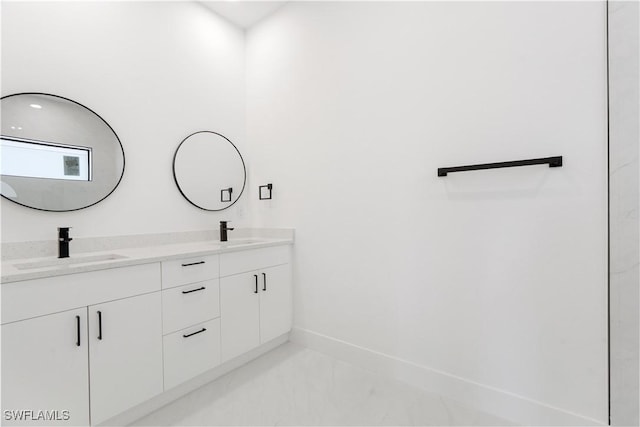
left=1, top=308, right=89, bottom=426
left=259, top=264, right=292, bottom=344
left=220, top=272, right=260, bottom=362
left=88, top=292, right=163, bottom=425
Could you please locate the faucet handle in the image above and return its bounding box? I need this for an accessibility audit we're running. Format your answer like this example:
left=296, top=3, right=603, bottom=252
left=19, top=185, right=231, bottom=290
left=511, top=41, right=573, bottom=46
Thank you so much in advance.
left=58, top=227, right=72, bottom=242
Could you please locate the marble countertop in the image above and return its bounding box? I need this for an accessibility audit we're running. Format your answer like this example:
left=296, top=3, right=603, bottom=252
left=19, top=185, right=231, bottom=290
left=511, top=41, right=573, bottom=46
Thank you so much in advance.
left=1, top=237, right=293, bottom=284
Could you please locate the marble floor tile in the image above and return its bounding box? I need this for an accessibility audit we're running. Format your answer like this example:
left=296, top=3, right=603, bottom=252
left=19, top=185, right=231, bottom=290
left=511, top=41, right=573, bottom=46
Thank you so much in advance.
left=131, top=342, right=514, bottom=426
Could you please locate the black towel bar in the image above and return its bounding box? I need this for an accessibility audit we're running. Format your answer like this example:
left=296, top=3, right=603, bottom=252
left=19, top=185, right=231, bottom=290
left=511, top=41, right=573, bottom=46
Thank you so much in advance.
left=437, top=156, right=562, bottom=177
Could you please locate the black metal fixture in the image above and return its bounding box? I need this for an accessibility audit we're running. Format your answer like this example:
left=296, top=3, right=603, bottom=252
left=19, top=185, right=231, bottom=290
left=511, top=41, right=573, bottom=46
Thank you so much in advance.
left=58, top=227, right=72, bottom=258
left=182, top=286, right=206, bottom=294
left=437, top=156, right=563, bottom=177
left=76, top=315, right=81, bottom=347
left=220, top=187, right=233, bottom=202
left=219, top=220, right=234, bottom=242
left=97, top=311, right=103, bottom=340
left=183, top=328, right=206, bottom=338
left=181, top=261, right=205, bottom=267
left=259, top=183, right=273, bottom=200
left=254, top=274, right=259, bottom=293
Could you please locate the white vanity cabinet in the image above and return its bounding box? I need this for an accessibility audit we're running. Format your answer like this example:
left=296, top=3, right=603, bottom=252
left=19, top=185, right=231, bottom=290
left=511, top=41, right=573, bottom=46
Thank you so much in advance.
left=1, top=238, right=293, bottom=425
left=88, top=292, right=163, bottom=425
left=161, top=255, right=222, bottom=390
left=161, top=254, right=219, bottom=290
left=1, top=263, right=163, bottom=426
left=161, top=280, right=220, bottom=334
left=1, top=308, right=90, bottom=426
left=163, top=318, right=221, bottom=390
left=258, top=264, right=293, bottom=343
left=219, top=272, right=260, bottom=361
left=220, top=247, right=292, bottom=362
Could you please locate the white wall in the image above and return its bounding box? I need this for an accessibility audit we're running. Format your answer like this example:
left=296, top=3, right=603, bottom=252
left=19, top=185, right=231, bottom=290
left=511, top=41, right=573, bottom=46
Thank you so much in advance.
left=246, top=2, right=608, bottom=425
left=1, top=1, right=248, bottom=243
left=609, top=1, right=640, bottom=425
left=2, top=1, right=612, bottom=424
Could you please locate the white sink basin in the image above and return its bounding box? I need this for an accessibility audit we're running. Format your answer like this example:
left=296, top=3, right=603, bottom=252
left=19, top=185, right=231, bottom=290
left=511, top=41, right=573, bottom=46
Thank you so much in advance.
left=14, top=254, right=128, bottom=270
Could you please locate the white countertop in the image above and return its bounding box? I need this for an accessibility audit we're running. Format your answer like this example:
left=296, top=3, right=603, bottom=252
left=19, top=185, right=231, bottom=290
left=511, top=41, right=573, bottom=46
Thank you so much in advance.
left=1, top=237, right=293, bottom=284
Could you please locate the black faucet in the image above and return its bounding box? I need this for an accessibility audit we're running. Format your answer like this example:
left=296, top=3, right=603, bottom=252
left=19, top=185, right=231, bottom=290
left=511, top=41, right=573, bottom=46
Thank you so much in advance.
left=58, top=227, right=73, bottom=258
left=219, top=221, right=234, bottom=242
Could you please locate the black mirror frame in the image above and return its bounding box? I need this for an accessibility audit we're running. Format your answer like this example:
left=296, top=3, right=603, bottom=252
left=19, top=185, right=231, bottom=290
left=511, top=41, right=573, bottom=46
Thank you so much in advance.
left=172, top=130, right=247, bottom=211
left=0, top=92, right=126, bottom=212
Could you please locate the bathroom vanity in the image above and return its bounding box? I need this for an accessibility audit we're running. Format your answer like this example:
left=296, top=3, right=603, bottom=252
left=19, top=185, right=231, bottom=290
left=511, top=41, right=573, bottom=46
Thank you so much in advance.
left=1, top=233, right=293, bottom=426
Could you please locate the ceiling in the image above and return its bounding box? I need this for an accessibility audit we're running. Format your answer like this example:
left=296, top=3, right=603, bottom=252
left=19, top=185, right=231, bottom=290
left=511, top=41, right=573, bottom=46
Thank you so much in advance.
left=199, top=1, right=287, bottom=30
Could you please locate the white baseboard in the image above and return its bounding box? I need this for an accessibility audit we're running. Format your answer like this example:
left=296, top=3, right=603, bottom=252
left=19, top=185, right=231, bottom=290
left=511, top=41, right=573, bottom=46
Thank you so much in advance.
left=290, top=327, right=605, bottom=426
left=100, top=333, right=289, bottom=426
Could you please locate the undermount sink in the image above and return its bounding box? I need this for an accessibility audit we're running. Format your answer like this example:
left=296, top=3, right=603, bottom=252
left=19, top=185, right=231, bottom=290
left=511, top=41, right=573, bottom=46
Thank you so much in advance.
left=218, top=239, right=262, bottom=246
left=14, top=253, right=128, bottom=270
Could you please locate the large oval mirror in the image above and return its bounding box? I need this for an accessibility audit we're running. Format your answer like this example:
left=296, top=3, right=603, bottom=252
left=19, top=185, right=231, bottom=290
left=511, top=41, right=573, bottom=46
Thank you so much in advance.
left=173, top=131, right=246, bottom=211
left=1, top=93, right=125, bottom=211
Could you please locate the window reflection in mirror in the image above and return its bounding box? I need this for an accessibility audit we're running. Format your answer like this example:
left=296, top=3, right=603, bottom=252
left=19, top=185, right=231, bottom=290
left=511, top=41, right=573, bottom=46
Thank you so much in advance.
left=1, top=136, right=92, bottom=181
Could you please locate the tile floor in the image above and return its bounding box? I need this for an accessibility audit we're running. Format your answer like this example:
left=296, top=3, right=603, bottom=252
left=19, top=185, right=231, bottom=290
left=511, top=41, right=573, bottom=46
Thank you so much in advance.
left=132, top=342, right=514, bottom=426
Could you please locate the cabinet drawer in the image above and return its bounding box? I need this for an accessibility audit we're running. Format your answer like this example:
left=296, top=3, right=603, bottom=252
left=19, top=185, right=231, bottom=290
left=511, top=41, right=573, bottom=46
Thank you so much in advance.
left=163, top=318, right=221, bottom=390
left=161, top=255, right=219, bottom=289
left=220, top=246, right=289, bottom=277
left=162, top=280, right=220, bottom=335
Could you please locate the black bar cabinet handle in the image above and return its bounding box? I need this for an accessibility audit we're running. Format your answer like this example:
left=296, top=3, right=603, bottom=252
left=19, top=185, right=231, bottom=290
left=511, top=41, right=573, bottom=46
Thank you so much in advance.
left=262, top=273, right=267, bottom=291
left=182, top=286, right=206, bottom=294
left=437, top=156, right=563, bottom=177
left=183, top=328, right=206, bottom=338
left=254, top=274, right=259, bottom=293
left=97, top=311, right=102, bottom=340
left=181, top=261, right=205, bottom=267
left=76, top=315, right=81, bottom=347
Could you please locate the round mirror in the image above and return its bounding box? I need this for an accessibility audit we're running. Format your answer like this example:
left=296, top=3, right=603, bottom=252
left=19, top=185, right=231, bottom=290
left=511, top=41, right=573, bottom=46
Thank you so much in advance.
left=1, top=93, right=125, bottom=211
left=173, top=131, right=246, bottom=211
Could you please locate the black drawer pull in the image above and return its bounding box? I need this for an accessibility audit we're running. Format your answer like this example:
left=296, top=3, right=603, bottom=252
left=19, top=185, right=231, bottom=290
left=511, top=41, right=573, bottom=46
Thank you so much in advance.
left=183, top=328, right=207, bottom=338
left=181, top=261, right=205, bottom=267
left=254, top=274, right=259, bottom=293
left=262, top=273, right=267, bottom=291
left=182, top=286, right=206, bottom=294
left=97, top=311, right=103, bottom=340
left=76, top=315, right=81, bottom=347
